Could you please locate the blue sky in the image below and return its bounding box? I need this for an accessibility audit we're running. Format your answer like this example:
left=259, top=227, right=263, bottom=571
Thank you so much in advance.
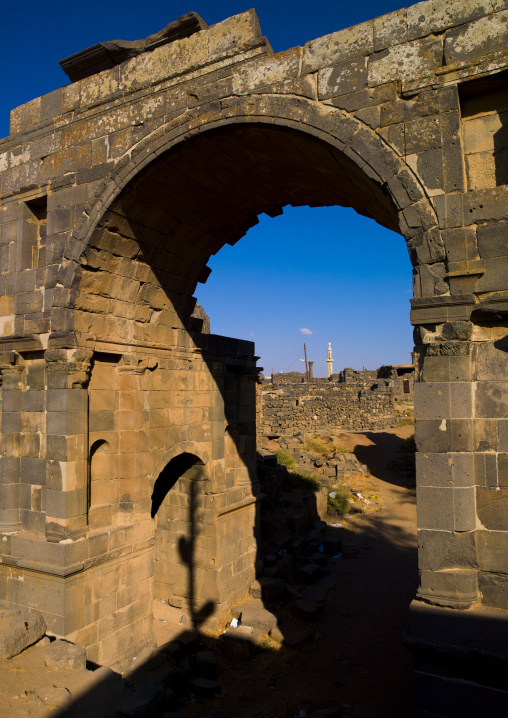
left=1, top=0, right=415, bottom=375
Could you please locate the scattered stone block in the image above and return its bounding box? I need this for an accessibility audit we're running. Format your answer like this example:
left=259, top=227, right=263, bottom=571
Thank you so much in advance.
left=308, top=552, right=328, bottom=567
left=37, top=684, right=72, bottom=709
left=324, top=535, right=343, bottom=556
left=0, top=607, right=46, bottom=659
left=292, top=598, right=323, bottom=621
left=264, top=566, right=279, bottom=578
left=303, top=586, right=329, bottom=603
left=233, top=600, right=278, bottom=633
left=30, top=697, right=48, bottom=711
left=87, top=664, right=122, bottom=685
left=286, top=584, right=302, bottom=599
left=270, top=621, right=312, bottom=647
left=249, top=579, right=263, bottom=600
left=268, top=624, right=284, bottom=642
left=119, top=677, right=165, bottom=718
left=190, top=677, right=221, bottom=699
left=223, top=625, right=261, bottom=661
left=43, top=639, right=87, bottom=671
left=276, top=555, right=298, bottom=583
left=298, top=562, right=322, bottom=584
left=288, top=536, right=309, bottom=555
left=316, top=574, right=338, bottom=590
left=258, top=577, right=286, bottom=603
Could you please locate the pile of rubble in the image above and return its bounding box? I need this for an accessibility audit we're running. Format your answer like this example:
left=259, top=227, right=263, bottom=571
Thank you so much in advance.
left=260, top=430, right=370, bottom=485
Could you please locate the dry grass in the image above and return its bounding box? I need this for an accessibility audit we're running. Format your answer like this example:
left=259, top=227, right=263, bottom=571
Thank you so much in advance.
left=333, top=443, right=350, bottom=454
left=305, top=433, right=347, bottom=456
left=398, top=416, right=415, bottom=427
left=305, top=437, right=331, bottom=454
left=327, top=487, right=350, bottom=516
left=275, top=448, right=296, bottom=470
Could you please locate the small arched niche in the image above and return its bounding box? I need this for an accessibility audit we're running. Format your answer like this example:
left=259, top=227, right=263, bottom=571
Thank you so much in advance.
left=88, top=439, right=115, bottom=529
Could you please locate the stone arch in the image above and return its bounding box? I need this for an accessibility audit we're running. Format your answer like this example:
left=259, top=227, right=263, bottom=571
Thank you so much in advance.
left=151, top=443, right=209, bottom=486
left=54, top=91, right=439, bottom=633
left=58, top=95, right=442, bottom=302
left=151, top=452, right=204, bottom=518
left=2, top=3, right=508, bottom=699
left=151, top=442, right=213, bottom=496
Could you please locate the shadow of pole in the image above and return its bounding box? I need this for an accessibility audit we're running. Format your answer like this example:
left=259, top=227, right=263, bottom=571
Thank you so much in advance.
left=178, top=476, right=215, bottom=629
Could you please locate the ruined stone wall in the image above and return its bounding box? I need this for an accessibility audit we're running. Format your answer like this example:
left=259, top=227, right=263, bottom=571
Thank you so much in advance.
left=259, top=382, right=396, bottom=437
left=271, top=372, right=306, bottom=384
left=337, top=368, right=378, bottom=383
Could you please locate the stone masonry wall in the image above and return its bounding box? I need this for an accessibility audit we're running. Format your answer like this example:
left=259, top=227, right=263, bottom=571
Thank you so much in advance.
left=259, top=381, right=396, bottom=436
left=0, top=332, right=259, bottom=665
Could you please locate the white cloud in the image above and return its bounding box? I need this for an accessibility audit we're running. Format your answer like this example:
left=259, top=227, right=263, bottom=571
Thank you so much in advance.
left=299, top=328, right=312, bottom=335
left=249, top=332, right=255, bottom=336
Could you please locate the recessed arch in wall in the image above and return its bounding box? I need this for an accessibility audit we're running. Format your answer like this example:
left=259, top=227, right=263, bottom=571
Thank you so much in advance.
left=89, top=439, right=114, bottom=529
left=152, top=452, right=212, bottom=615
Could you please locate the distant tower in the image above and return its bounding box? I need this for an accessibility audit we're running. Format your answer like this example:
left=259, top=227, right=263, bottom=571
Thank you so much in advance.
left=327, top=342, right=333, bottom=378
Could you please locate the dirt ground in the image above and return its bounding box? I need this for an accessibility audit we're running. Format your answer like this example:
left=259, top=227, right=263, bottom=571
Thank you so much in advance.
left=194, top=425, right=418, bottom=718
left=0, top=426, right=417, bottom=718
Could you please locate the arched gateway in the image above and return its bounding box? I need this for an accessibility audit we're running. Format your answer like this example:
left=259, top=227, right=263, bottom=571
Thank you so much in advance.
left=0, top=1, right=507, bottom=708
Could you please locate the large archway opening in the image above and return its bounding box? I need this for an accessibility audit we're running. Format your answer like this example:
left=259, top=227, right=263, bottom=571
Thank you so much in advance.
left=72, top=113, right=427, bottom=678
left=75, top=122, right=406, bottom=347
left=195, top=203, right=413, bottom=374
left=75, top=116, right=419, bottom=525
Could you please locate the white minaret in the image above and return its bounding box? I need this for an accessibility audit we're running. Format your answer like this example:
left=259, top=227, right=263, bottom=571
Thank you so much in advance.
left=327, top=342, right=333, bottom=378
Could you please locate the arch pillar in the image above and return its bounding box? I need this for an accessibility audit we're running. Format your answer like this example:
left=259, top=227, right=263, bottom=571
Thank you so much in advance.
left=43, top=348, right=92, bottom=542
left=413, top=331, right=480, bottom=609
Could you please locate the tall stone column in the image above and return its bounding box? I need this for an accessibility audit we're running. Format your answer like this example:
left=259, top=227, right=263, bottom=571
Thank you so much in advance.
left=44, top=348, right=92, bottom=542
left=0, top=354, right=24, bottom=533
left=414, top=327, right=480, bottom=608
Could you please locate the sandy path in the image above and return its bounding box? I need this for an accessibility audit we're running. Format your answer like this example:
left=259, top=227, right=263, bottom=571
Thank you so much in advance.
left=186, top=426, right=418, bottom=718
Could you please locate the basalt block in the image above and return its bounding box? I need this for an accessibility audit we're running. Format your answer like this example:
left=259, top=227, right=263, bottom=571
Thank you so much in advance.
left=0, top=607, right=46, bottom=659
